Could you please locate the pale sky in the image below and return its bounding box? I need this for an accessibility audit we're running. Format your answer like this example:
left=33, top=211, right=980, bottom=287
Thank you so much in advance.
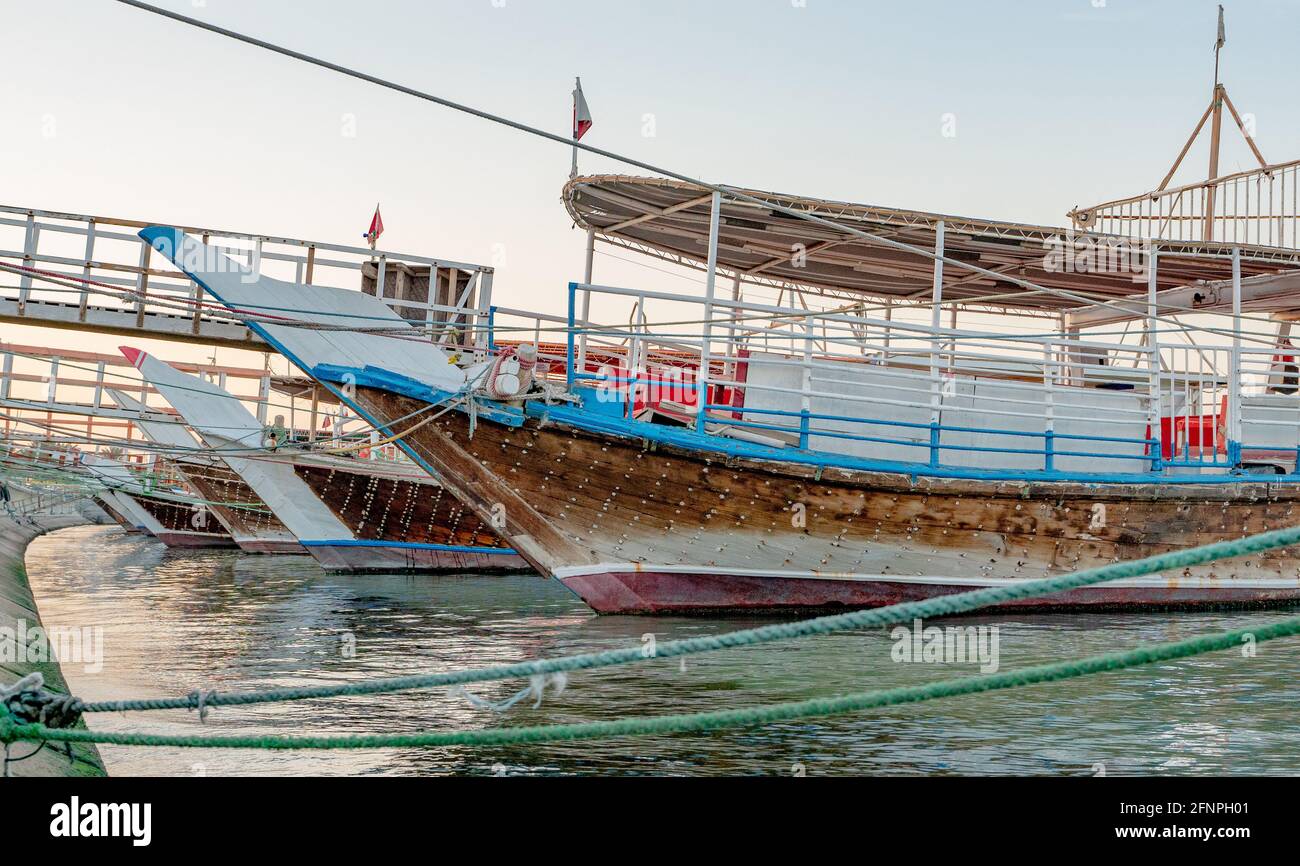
left=3, top=0, right=1297, bottom=381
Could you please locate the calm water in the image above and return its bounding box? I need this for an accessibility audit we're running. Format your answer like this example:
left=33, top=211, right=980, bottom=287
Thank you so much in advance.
left=22, top=525, right=1300, bottom=776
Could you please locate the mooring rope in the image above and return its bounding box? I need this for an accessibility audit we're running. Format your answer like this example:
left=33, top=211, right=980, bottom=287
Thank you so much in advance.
left=2, top=616, right=1294, bottom=751
left=50, top=521, right=1300, bottom=717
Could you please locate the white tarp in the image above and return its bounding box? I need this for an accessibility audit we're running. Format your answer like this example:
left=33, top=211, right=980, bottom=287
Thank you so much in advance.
left=140, top=226, right=467, bottom=393
left=125, top=348, right=351, bottom=543
left=105, top=389, right=202, bottom=451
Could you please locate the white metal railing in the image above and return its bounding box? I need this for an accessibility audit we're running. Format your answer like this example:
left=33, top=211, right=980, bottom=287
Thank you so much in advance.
left=1069, top=160, right=1300, bottom=248
left=546, top=282, right=1181, bottom=475
left=0, top=205, right=495, bottom=347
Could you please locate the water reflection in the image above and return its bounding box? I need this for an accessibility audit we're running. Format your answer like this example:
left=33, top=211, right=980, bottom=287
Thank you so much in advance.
left=24, top=526, right=1300, bottom=777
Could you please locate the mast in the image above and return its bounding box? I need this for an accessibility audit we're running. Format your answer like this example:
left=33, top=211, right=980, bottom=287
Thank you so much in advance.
left=1203, top=5, right=1227, bottom=241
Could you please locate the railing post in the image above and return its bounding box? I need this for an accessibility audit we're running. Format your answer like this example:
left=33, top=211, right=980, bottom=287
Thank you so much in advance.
left=579, top=229, right=595, bottom=370
left=566, top=282, right=577, bottom=392
left=697, top=191, right=722, bottom=433
left=725, top=273, right=742, bottom=378
left=309, top=387, right=320, bottom=444
left=1229, top=247, right=1243, bottom=467
left=1, top=352, right=12, bottom=401
left=627, top=333, right=641, bottom=421
left=1147, top=251, right=1162, bottom=472
left=477, top=271, right=494, bottom=358
left=928, top=220, right=945, bottom=467
left=1044, top=340, right=1055, bottom=472
left=800, top=314, right=814, bottom=450
left=79, top=218, right=96, bottom=323
left=192, top=233, right=210, bottom=336
left=46, top=358, right=59, bottom=406
left=444, top=268, right=460, bottom=343
left=18, top=213, right=38, bottom=315
left=256, top=374, right=271, bottom=425
left=883, top=300, right=894, bottom=360
left=134, top=239, right=152, bottom=329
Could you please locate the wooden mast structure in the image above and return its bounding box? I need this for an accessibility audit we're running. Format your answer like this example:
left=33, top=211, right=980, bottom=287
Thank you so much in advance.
left=1154, top=6, right=1269, bottom=242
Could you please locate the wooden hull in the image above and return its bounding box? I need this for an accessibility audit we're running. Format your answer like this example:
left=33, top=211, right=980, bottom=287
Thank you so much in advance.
left=173, top=458, right=304, bottom=555
left=93, top=494, right=143, bottom=534
left=351, top=386, right=1300, bottom=614
left=556, top=567, right=1300, bottom=615
left=151, top=529, right=241, bottom=550
left=290, top=459, right=529, bottom=573
left=233, top=537, right=309, bottom=555
left=302, top=541, right=530, bottom=574
left=129, top=492, right=239, bottom=549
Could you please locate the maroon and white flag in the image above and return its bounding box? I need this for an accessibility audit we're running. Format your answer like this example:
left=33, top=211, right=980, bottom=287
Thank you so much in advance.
left=573, top=78, right=593, bottom=141
left=363, top=205, right=384, bottom=246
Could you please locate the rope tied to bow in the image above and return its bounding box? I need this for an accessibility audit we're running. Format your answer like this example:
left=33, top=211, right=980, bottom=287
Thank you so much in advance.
left=1, top=673, right=85, bottom=776
left=0, top=673, right=84, bottom=730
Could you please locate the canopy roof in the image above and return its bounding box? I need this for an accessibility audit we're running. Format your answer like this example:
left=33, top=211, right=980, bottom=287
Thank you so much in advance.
left=564, top=175, right=1300, bottom=315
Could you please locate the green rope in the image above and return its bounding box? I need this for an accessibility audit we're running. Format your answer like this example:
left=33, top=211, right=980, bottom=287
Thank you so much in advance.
left=4, top=616, right=1294, bottom=750
left=78, top=521, right=1300, bottom=715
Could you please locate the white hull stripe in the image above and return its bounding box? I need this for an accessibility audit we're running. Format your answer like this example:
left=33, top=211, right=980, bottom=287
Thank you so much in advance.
left=552, top=563, right=1300, bottom=591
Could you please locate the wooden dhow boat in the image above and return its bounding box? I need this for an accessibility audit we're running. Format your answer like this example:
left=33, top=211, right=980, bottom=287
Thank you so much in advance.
left=131, top=153, right=1300, bottom=613
left=121, top=348, right=528, bottom=574
left=104, top=389, right=305, bottom=555
left=93, top=491, right=145, bottom=534
left=120, top=22, right=1300, bottom=610
left=81, top=451, right=238, bottom=549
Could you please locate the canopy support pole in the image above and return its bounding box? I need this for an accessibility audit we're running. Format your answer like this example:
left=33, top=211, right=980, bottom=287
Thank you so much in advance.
left=725, top=273, right=741, bottom=378
left=929, top=221, right=945, bottom=468
left=697, top=192, right=722, bottom=432
left=1229, top=248, right=1242, bottom=464
left=578, top=229, right=595, bottom=370
left=1147, top=253, right=1162, bottom=471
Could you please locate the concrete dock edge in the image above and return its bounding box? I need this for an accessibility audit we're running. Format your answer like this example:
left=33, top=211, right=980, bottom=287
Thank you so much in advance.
left=1, top=506, right=108, bottom=777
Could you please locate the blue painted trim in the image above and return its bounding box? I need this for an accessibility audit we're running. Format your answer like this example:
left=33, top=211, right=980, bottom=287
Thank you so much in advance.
left=521, top=399, right=1300, bottom=486
left=704, top=404, right=1155, bottom=447
left=312, top=363, right=525, bottom=428
left=301, top=539, right=516, bottom=555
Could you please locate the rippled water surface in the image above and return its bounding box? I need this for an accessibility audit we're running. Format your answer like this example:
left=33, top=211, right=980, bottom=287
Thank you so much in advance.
left=22, top=525, right=1300, bottom=776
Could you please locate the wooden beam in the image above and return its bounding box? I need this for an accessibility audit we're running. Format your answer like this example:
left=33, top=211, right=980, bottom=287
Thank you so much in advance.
left=1204, top=85, right=1226, bottom=241
left=1159, top=100, right=1215, bottom=192
left=1220, top=86, right=1269, bottom=170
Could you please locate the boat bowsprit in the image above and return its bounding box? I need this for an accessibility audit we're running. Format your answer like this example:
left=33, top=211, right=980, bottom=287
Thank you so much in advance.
left=122, top=347, right=529, bottom=575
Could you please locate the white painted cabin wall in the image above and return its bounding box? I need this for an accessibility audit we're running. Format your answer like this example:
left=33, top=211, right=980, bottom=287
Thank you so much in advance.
left=742, top=353, right=1150, bottom=473
left=1239, top=395, right=1300, bottom=453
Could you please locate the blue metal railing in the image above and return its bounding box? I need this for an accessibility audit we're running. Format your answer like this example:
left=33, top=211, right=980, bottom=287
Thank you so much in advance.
left=490, top=281, right=1248, bottom=478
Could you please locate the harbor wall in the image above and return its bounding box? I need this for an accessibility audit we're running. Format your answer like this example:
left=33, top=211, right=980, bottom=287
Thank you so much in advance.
left=0, top=500, right=108, bottom=777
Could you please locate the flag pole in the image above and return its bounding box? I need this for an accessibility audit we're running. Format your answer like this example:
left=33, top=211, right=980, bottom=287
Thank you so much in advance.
left=1204, top=5, right=1227, bottom=240
left=570, top=77, right=580, bottom=179
left=1214, top=4, right=1225, bottom=89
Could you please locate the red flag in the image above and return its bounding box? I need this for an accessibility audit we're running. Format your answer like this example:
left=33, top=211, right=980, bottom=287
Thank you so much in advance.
left=573, top=78, right=593, bottom=141
left=364, top=205, right=384, bottom=246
